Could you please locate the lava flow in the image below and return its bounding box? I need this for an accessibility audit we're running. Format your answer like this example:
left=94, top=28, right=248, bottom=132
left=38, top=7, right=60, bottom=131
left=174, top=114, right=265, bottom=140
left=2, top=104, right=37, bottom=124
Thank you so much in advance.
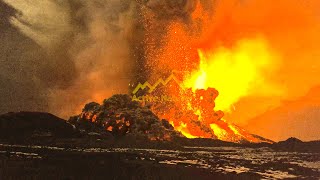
left=147, top=48, right=274, bottom=143
left=143, top=1, right=279, bottom=143
left=168, top=38, right=277, bottom=142
left=154, top=83, right=272, bottom=143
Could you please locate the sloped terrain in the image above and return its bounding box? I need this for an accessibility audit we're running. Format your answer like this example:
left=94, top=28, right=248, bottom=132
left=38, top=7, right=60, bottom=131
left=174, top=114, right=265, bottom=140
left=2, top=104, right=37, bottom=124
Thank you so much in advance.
left=68, top=94, right=183, bottom=141
left=0, top=112, right=76, bottom=140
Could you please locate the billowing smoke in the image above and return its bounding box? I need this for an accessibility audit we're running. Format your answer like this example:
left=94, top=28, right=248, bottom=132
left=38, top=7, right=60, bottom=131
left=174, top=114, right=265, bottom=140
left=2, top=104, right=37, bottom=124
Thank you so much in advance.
left=0, top=0, right=202, bottom=118
left=144, top=0, right=198, bottom=17
left=0, top=0, right=137, bottom=117
left=2, top=0, right=318, bottom=141
left=47, top=0, right=138, bottom=117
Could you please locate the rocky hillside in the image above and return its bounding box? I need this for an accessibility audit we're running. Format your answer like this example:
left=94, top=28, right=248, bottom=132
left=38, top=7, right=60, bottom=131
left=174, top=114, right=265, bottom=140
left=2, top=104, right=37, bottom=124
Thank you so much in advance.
left=68, top=94, right=183, bottom=141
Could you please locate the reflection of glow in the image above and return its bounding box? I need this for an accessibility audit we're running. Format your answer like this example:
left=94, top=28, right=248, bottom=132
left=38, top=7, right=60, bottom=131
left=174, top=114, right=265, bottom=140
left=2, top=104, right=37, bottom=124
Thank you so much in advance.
left=257, top=170, right=298, bottom=179
left=217, top=166, right=250, bottom=174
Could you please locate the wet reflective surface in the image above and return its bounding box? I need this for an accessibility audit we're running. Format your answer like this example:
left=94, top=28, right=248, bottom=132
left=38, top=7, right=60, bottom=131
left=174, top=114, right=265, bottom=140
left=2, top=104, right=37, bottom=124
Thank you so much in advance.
left=0, top=144, right=319, bottom=179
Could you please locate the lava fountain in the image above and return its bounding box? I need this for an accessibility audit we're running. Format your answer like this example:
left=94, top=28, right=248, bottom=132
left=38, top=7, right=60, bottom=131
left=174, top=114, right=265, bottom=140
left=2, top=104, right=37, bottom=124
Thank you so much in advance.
left=150, top=38, right=277, bottom=142
left=175, top=37, right=278, bottom=142
left=141, top=1, right=281, bottom=143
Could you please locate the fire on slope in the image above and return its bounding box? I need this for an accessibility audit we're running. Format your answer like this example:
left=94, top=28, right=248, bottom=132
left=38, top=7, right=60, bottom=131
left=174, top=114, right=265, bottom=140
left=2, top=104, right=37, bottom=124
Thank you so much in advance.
left=165, top=38, right=277, bottom=143
left=142, top=2, right=280, bottom=143
left=155, top=85, right=273, bottom=143
left=144, top=25, right=278, bottom=143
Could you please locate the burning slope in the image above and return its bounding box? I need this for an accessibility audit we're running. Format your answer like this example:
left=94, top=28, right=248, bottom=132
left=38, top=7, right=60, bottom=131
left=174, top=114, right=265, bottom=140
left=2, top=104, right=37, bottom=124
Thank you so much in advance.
left=169, top=37, right=279, bottom=142
left=140, top=1, right=284, bottom=142
left=70, top=92, right=271, bottom=143
left=152, top=85, right=272, bottom=143
left=126, top=0, right=320, bottom=141
left=69, top=94, right=182, bottom=141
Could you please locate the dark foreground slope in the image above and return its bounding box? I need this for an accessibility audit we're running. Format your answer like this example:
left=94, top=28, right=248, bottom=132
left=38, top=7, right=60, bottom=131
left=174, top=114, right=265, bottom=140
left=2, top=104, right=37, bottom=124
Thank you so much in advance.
left=0, top=111, right=233, bottom=149
left=0, top=112, right=76, bottom=141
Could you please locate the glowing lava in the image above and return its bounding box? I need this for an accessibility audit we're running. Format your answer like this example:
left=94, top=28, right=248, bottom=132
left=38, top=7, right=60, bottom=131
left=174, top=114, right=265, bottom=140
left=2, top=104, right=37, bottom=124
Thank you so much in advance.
left=146, top=36, right=280, bottom=143
left=141, top=0, right=290, bottom=143
left=183, top=37, right=278, bottom=112
left=170, top=38, right=277, bottom=142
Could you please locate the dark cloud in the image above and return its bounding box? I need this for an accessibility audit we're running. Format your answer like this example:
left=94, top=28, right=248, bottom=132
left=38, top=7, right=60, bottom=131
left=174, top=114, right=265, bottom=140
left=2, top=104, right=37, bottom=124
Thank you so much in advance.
left=144, top=0, right=198, bottom=17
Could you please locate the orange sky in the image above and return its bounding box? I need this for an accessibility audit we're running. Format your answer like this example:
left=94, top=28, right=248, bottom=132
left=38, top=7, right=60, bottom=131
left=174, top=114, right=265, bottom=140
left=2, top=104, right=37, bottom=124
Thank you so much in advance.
left=209, top=0, right=320, bottom=141
left=146, top=0, right=320, bottom=141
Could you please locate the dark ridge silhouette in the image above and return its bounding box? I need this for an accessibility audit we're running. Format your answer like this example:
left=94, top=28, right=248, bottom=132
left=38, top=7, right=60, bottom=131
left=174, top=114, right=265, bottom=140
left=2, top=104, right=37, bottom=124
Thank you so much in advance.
left=272, top=137, right=320, bottom=152
left=0, top=112, right=76, bottom=140
left=279, top=137, right=303, bottom=144
left=0, top=110, right=319, bottom=152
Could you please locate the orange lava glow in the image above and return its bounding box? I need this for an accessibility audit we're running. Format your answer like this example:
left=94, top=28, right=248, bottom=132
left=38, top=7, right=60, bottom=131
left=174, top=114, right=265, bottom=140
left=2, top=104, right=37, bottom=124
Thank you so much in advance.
left=183, top=38, right=280, bottom=112
left=142, top=0, right=320, bottom=141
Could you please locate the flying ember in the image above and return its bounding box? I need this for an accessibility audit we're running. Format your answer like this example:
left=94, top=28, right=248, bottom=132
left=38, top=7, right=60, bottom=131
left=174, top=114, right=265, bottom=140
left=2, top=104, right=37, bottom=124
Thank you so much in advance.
left=142, top=2, right=280, bottom=143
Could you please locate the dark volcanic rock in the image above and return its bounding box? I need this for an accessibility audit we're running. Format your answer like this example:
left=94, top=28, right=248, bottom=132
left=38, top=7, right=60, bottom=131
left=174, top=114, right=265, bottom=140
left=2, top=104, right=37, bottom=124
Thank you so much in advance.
left=0, top=112, right=76, bottom=140
left=272, top=137, right=320, bottom=152
left=278, top=137, right=303, bottom=144
left=69, top=94, right=183, bottom=140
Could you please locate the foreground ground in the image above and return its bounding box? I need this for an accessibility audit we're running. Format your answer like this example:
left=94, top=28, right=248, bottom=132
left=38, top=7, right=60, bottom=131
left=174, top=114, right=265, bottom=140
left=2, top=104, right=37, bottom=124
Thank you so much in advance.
left=0, top=112, right=319, bottom=179
left=0, top=142, right=319, bottom=180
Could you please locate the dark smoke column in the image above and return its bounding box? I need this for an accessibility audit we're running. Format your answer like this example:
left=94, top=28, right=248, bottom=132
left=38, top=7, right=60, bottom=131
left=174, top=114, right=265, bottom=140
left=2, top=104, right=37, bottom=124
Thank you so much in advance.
left=130, top=0, right=201, bottom=91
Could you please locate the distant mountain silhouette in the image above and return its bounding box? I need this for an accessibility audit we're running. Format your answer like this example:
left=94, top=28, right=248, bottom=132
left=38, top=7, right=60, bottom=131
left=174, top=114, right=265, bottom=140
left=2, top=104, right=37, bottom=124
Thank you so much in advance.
left=272, top=137, right=320, bottom=152
left=279, top=137, right=303, bottom=144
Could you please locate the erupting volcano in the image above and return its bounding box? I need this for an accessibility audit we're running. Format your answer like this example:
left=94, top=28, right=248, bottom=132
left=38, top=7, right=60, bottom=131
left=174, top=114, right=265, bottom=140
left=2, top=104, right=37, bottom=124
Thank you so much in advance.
left=128, top=2, right=280, bottom=143
left=1, top=0, right=319, bottom=143
left=153, top=85, right=271, bottom=143
left=1, top=0, right=320, bottom=179
left=148, top=38, right=277, bottom=142
left=72, top=0, right=287, bottom=143
left=131, top=71, right=272, bottom=143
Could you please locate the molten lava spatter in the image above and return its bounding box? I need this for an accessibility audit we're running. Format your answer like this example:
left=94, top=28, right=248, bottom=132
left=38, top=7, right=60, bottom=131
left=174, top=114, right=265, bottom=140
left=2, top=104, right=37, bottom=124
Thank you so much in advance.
left=165, top=38, right=278, bottom=143
left=154, top=86, right=271, bottom=143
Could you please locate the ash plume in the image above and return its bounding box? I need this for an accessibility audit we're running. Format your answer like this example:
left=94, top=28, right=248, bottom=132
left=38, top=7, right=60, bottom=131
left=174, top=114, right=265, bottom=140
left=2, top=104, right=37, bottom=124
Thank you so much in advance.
left=1, top=0, right=319, bottom=141
left=0, top=0, right=136, bottom=117
left=0, top=0, right=202, bottom=118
